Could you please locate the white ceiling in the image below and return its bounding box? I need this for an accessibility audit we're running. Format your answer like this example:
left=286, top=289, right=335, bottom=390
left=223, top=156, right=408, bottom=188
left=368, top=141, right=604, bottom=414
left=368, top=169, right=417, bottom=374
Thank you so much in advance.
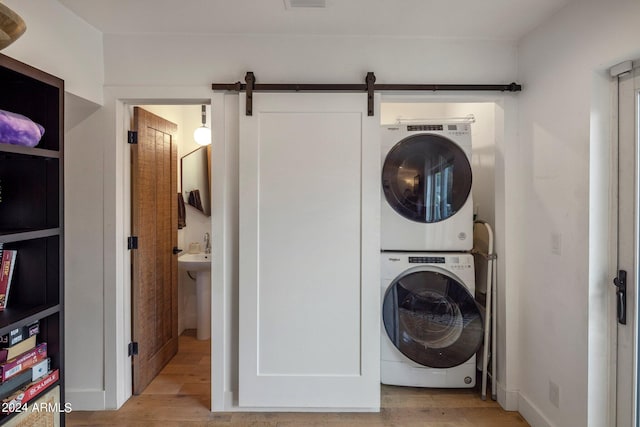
left=58, top=0, right=571, bottom=40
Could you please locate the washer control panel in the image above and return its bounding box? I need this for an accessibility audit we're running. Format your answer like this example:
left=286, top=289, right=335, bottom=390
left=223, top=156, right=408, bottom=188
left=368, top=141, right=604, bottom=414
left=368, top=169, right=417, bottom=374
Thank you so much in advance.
left=406, top=255, right=472, bottom=270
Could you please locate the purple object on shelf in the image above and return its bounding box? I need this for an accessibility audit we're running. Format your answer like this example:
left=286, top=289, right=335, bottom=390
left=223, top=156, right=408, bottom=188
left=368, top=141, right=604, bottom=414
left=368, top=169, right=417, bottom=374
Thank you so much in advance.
left=0, top=109, right=45, bottom=148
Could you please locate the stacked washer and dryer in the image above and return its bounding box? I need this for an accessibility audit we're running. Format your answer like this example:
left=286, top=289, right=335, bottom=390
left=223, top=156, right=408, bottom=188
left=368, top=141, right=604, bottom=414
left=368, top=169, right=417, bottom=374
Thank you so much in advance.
left=380, top=121, right=484, bottom=388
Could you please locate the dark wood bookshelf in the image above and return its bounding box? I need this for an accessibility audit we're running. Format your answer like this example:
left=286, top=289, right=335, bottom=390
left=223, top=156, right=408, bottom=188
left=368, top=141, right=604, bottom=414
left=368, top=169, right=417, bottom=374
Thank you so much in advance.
left=0, top=53, right=64, bottom=426
left=0, top=304, right=61, bottom=336
left=0, top=228, right=61, bottom=243
left=0, top=144, right=59, bottom=158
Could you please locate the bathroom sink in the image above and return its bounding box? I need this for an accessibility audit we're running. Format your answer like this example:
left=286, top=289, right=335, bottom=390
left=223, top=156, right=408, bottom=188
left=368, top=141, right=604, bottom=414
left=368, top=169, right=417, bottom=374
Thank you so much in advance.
left=178, top=252, right=211, bottom=272
left=178, top=252, right=212, bottom=340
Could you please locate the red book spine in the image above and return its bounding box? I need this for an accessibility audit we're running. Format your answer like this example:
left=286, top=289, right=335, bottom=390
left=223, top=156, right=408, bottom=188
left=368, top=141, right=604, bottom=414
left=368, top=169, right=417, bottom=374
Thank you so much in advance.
left=2, top=369, right=59, bottom=413
left=21, top=370, right=58, bottom=403
left=3, top=251, right=15, bottom=309
left=0, top=251, right=10, bottom=310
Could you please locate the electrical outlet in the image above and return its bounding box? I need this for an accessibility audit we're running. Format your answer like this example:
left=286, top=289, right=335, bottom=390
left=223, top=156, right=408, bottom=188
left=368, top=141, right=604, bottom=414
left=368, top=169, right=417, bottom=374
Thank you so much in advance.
left=551, top=233, right=562, bottom=255
left=549, top=380, right=560, bottom=408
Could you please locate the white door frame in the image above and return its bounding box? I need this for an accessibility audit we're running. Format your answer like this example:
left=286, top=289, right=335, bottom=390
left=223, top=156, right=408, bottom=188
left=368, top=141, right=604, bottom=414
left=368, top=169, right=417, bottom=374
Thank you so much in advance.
left=613, top=62, right=640, bottom=427
left=210, top=92, right=239, bottom=411
left=101, top=86, right=215, bottom=410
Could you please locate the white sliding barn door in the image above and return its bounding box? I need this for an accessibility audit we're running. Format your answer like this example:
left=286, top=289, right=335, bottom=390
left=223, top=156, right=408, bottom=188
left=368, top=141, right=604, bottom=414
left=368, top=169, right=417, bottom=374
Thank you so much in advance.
left=239, top=93, right=380, bottom=409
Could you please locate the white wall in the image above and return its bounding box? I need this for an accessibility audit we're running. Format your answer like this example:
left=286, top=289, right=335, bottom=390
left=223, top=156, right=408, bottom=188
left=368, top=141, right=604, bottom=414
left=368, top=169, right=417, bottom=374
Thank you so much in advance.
left=3, top=0, right=103, bottom=105
left=103, top=34, right=516, bottom=87
left=64, top=105, right=107, bottom=409
left=516, top=1, right=640, bottom=426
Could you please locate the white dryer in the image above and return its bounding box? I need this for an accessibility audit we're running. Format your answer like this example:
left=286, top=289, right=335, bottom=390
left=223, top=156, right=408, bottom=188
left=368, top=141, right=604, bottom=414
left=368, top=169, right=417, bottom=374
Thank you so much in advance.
left=381, top=252, right=483, bottom=388
left=381, top=122, right=474, bottom=251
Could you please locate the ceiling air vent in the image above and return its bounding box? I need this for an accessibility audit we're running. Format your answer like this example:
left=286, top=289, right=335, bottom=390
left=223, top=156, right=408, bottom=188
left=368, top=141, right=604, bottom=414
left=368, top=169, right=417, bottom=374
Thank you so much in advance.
left=284, top=0, right=327, bottom=9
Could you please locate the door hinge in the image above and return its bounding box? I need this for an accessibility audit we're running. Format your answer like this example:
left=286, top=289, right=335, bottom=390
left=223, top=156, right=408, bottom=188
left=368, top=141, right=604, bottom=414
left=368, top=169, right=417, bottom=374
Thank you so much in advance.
left=613, top=270, right=627, bottom=325
left=127, top=130, right=138, bottom=144
left=128, top=342, right=139, bottom=357
left=127, top=236, right=138, bottom=250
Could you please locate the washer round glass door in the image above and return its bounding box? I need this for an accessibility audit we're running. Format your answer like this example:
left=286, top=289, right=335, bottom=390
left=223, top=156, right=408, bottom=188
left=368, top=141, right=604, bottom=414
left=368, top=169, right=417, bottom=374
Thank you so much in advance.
left=382, top=134, right=472, bottom=223
left=382, top=268, right=483, bottom=368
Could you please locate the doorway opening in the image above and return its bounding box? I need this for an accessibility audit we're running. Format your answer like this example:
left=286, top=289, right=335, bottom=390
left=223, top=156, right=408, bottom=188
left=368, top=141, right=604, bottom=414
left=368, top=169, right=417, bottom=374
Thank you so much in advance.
left=125, top=103, right=213, bottom=408
left=381, top=100, right=513, bottom=408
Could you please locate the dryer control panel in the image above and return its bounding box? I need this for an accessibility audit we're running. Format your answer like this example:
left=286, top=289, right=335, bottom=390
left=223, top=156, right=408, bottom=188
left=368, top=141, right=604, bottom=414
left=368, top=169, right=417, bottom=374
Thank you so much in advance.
left=408, top=256, right=445, bottom=264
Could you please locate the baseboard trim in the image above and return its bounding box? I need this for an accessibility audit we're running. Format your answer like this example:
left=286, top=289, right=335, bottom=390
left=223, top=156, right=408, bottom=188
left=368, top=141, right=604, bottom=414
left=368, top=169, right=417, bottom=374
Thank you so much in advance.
left=66, top=389, right=106, bottom=411
left=230, top=405, right=379, bottom=413
left=212, top=391, right=235, bottom=412
left=497, top=381, right=519, bottom=411
left=518, top=392, right=555, bottom=427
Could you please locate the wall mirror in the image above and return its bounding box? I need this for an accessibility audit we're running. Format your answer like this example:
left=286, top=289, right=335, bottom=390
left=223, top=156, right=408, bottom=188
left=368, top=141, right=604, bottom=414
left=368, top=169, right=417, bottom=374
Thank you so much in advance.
left=181, top=146, right=211, bottom=216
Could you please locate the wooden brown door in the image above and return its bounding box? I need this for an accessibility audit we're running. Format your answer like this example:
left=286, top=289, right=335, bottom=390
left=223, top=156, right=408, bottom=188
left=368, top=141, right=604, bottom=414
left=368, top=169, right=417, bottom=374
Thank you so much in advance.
left=131, top=107, right=179, bottom=394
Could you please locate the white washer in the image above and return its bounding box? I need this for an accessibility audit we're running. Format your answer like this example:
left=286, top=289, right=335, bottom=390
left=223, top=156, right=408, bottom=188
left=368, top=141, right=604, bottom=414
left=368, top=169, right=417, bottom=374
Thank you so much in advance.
left=381, top=252, right=483, bottom=388
left=381, top=122, right=474, bottom=251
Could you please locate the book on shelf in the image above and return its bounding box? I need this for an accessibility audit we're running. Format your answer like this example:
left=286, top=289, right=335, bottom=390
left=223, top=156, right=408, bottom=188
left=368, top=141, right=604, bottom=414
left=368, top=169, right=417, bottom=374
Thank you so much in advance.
left=0, top=342, right=46, bottom=382
left=0, top=359, right=48, bottom=400
left=0, top=369, right=30, bottom=400
left=1, top=369, right=58, bottom=413
left=0, top=335, right=36, bottom=364
left=0, top=321, right=39, bottom=347
left=0, top=250, right=16, bottom=310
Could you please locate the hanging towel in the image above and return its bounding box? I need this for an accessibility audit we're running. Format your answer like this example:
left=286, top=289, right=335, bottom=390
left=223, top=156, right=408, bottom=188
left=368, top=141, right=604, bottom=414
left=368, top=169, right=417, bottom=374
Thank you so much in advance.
left=177, top=192, right=186, bottom=229
left=188, top=189, right=204, bottom=212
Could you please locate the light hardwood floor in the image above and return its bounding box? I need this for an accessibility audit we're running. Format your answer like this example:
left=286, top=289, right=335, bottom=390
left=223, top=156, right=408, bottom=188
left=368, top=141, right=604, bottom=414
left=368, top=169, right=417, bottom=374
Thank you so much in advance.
left=67, top=330, right=529, bottom=427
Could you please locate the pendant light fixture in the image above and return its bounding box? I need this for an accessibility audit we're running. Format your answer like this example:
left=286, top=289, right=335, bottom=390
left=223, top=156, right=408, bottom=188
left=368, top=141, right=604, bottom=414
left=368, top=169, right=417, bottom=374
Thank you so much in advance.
left=193, top=104, right=211, bottom=146
left=0, top=3, right=26, bottom=50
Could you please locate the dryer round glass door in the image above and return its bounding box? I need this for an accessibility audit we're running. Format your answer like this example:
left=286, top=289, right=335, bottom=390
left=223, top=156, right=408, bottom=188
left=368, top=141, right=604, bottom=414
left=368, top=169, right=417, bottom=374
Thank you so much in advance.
left=382, top=134, right=472, bottom=223
left=382, top=269, right=483, bottom=368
